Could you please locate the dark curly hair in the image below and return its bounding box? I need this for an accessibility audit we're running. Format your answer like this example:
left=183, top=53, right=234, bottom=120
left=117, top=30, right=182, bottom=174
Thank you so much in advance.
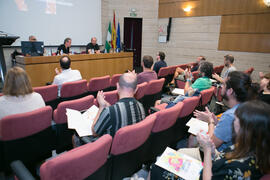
left=198, top=61, right=213, bottom=78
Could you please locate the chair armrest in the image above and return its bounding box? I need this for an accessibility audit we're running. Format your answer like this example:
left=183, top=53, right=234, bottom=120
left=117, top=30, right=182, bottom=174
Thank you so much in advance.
left=10, top=160, right=35, bottom=180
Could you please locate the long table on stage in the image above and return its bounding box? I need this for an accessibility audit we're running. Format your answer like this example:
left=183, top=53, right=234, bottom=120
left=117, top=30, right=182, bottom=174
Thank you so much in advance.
left=16, top=52, right=133, bottom=87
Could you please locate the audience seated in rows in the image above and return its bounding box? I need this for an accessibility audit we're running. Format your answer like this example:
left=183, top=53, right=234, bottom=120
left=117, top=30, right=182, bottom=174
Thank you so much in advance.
left=151, top=100, right=270, bottom=179
left=259, top=72, right=270, bottom=104
left=156, top=61, right=213, bottom=107
left=137, top=55, right=157, bottom=84
left=0, top=67, right=45, bottom=120
left=170, top=55, right=206, bottom=85
left=52, top=55, right=82, bottom=96
left=190, top=71, right=258, bottom=152
left=91, top=71, right=146, bottom=137
left=212, top=54, right=237, bottom=83
left=153, top=51, right=167, bottom=74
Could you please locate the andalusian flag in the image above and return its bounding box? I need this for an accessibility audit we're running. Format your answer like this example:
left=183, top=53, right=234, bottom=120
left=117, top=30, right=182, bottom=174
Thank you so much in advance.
left=105, top=21, right=112, bottom=53
left=111, top=11, right=116, bottom=49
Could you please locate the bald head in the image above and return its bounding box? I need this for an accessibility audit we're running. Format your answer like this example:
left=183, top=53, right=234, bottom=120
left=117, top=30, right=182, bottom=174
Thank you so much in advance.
left=91, top=37, right=97, bottom=45
left=60, top=55, right=71, bottom=69
left=118, top=72, right=137, bottom=91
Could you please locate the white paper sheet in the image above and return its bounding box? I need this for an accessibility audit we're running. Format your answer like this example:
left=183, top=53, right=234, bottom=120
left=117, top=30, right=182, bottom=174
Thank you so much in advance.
left=186, top=118, right=208, bottom=135
left=172, top=88, right=185, bottom=96
left=66, top=105, right=99, bottom=137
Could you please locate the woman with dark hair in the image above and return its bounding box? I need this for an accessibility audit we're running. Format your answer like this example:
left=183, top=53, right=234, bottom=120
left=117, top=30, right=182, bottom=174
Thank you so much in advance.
left=259, top=72, right=270, bottom=104
left=150, top=100, right=270, bottom=179
left=0, top=67, right=45, bottom=120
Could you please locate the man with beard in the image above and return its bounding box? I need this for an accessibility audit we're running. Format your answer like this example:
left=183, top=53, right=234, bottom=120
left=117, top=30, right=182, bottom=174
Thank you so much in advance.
left=189, top=71, right=257, bottom=152
left=212, top=54, right=236, bottom=83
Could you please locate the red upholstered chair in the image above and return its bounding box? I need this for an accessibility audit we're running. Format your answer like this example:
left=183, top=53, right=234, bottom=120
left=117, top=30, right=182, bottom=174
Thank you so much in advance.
left=110, top=74, right=122, bottom=90
left=88, top=75, right=111, bottom=97
left=135, top=82, right=148, bottom=101
left=40, top=134, right=112, bottom=180
left=189, top=62, right=198, bottom=67
left=146, top=102, right=183, bottom=162
left=244, top=67, right=254, bottom=76
left=157, top=67, right=170, bottom=78
left=0, top=106, right=54, bottom=173
left=109, top=114, right=156, bottom=180
left=143, top=78, right=165, bottom=114
left=177, top=63, right=188, bottom=70
left=60, top=79, right=88, bottom=101
left=53, top=95, right=95, bottom=153
left=176, top=79, right=186, bottom=89
left=0, top=93, right=3, bottom=96
left=199, top=86, right=215, bottom=107
left=213, top=65, right=224, bottom=75
left=93, top=90, right=119, bottom=106
left=192, top=71, right=199, bottom=81
left=33, top=84, right=58, bottom=109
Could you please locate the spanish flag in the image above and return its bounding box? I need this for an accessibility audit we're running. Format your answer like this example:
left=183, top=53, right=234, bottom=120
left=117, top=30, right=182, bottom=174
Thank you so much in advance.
left=111, top=10, right=116, bottom=50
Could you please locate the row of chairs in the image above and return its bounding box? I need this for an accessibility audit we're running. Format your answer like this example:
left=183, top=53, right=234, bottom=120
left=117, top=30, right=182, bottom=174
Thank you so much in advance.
left=6, top=85, right=214, bottom=180
left=33, top=74, right=122, bottom=109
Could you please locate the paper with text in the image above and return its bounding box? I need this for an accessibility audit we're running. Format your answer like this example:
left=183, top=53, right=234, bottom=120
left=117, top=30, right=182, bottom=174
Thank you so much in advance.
left=156, top=147, right=203, bottom=180
left=66, top=105, right=99, bottom=137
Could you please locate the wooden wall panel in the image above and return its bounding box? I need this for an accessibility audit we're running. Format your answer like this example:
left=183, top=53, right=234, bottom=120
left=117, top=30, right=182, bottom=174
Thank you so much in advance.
left=218, top=34, right=270, bottom=53
left=220, top=13, right=270, bottom=34
left=159, top=0, right=270, bottom=18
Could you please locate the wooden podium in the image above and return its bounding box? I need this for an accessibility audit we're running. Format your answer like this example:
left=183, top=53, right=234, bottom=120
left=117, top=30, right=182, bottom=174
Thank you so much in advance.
left=16, top=52, right=133, bottom=87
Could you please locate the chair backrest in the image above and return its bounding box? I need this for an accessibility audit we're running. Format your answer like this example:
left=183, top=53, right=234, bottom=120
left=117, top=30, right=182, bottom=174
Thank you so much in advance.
left=179, top=96, right=200, bottom=118
left=110, top=114, right=156, bottom=155
left=135, top=82, right=148, bottom=100
left=94, top=90, right=119, bottom=106
left=192, top=71, right=199, bottom=81
left=34, top=84, right=58, bottom=102
left=168, top=66, right=177, bottom=75
left=144, top=78, right=165, bottom=96
left=152, top=102, right=183, bottom=133
left=54, top=95, right=94, bottom=124
left=177, top=64, right=187, bottom=70
left=40, top=134, right=112, bottom=180
left=60, top=80, right=88, bottom=98
left=200, top=86, right=215, bottom=106
left=244, top=67, right=254, bottom=75
left=88, top=75, right=111, bottom=92
left=213, top=65, right=224, bottom=75
left=189, top=62, right=198, bottom=67
left=176, top=79, right=186, bottom=89
left=110, top=74, right=122, bottom=87
left=0, top=106, right=52, bottom=141
left=157, top=67, right=170, bottom=77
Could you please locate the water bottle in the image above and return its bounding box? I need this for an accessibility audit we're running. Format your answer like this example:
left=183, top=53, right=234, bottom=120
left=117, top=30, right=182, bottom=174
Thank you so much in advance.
left=60, top=49, right=63, bottom=55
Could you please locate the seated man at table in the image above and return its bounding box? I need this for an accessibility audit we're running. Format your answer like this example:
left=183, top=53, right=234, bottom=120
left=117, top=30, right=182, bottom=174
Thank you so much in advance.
left=92, top=71, right=146, bottom=137
left=86, top=37, right=100, bottom=54
left=137, top=55, right=157, bottom=84
left=57, top=37, right=71, bottom=55
left=52, top=55, right=82, bottom=96
left=29, top=35, right=37, bottom=42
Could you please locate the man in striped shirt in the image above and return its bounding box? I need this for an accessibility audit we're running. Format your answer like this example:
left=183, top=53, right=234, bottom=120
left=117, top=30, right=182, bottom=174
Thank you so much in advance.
left=92, top=71, right=146, bottom=137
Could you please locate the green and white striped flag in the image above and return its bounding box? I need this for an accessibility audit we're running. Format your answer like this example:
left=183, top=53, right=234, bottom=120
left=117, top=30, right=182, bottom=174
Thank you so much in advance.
left=105, top=22, right=112, bottom=53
